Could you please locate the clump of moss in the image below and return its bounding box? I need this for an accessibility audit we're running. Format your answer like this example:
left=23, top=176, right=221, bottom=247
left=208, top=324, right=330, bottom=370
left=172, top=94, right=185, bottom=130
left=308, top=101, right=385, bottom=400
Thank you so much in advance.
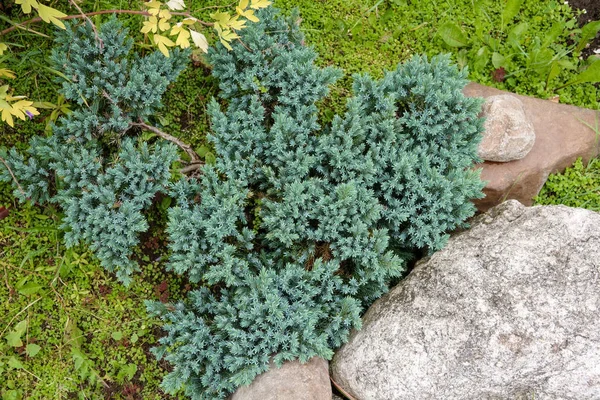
left=535, top=157, right=600, bottom=211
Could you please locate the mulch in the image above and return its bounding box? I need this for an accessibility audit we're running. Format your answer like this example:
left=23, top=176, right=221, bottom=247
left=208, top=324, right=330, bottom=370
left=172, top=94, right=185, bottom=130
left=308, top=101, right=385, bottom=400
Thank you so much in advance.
left=568, top=0, right=600, bottom=59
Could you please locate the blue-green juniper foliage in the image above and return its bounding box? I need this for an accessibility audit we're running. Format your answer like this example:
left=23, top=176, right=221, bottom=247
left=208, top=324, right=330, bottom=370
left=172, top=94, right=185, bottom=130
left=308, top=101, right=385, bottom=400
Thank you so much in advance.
left=148, top=7, right=485, bottom=399
left=0, top=7, right=485, bottom=400
left=0, top=18, right=188, bottom=285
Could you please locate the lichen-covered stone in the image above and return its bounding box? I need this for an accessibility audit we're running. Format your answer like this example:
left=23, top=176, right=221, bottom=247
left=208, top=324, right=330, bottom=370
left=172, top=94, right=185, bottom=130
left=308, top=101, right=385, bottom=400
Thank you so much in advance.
left=478, top=94, right=535, bottom=162
left=331, top=200, right=600, bottom=400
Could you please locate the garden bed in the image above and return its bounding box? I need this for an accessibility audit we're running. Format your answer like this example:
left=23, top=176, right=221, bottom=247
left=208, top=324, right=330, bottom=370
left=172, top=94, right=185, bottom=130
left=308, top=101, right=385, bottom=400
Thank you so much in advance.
left=1, top=1, right=599, bottom=399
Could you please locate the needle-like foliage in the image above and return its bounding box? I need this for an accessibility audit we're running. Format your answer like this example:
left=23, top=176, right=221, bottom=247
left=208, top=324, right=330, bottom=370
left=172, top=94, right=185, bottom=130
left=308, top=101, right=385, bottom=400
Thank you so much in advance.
left=0, top=18, right=188, bottom=284
left=149, top=7, right=485, bottom=399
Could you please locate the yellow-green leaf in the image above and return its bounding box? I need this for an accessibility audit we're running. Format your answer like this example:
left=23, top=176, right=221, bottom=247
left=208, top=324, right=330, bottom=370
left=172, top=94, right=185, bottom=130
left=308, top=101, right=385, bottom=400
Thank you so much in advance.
left=154, top=34, right=175, bottom=57
left=158, top=9, right=172, bottom=20
left=0, top=69, right=16, bottom=79
left=237, top=8, right=258, bottom=23
left=170, top=23, right=185, bottom=35
left=239, top=0, right=249, bottom=10
left=220, top=38, right=233, bottom=51
left=1, top=107, right=14, bottom=127
left=15, top=0, right=39, bottom=14
left=220, top=29, right=239, bottom=42
left=141, top=16, right=161, bottom=34
left=145, top=0, right=162, bottom=16
left=12, top=100, right=39, bottom=121
left=228, top=16, right=247, bottom=30
left=211, top=11, right=233, bottom=27
left=173, top=28, right=191, bottom=48
left=37, top=4, right=67, bottom=29
left=182, top=17, right=197, bottom=25
left=190, top=29, right=208, bottom=53
left=0, top=43, right=7, bottom=55
left=5, top=94, right=27, bottom=101
left=145, top=0, right=162, bottom=9
left=158, top=18, right=171, bottom=31
left=250, top=0, right=271, bottom=9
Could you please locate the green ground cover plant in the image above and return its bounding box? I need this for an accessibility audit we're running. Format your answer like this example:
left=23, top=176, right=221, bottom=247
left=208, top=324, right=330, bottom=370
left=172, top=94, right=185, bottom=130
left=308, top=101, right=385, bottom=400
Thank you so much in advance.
left=1, top=0, right=599, bottom=399
left=0, top=197, right=188, bottom=399
left=535, top=156, right=600, bottom=210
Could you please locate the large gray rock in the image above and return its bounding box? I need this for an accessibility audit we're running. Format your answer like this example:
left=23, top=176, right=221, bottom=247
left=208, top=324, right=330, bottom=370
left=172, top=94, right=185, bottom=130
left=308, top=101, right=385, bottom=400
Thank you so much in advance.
left=331, top=200, right=600, bottom=400
left=478, top=95, right=535, bottom=162
left=230, top=357, right=331, bottom=400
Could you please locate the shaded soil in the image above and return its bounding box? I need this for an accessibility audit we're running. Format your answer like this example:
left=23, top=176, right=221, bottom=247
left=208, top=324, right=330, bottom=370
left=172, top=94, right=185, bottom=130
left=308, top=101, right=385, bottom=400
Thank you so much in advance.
left=569, top=0, right=600, bottom=58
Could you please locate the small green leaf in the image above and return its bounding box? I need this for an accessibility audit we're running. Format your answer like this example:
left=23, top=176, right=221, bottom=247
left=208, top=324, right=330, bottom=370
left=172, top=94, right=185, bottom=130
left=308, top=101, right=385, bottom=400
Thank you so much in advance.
left=122, top=363, right=137, bottom=380
left=546, top=61, right=563, bottom=87
left=160, top=197, right=172, bottom=210
left=507, top=22, right=528, bottom=48
left=558, top=60, right=575, bottom=70
left=438, top=22, right=469, bottom=47
left=456, top=49, right=468, bottom=69
left=502, top=0, right=524, bottom=27
left=26, top=343, right=41, bottom=357
left=492, top=52, right=505, bottom=69
left=576, top=21, right=600, bottom=53
left=566, top=60, right=600, bottom=86
left=1, top=389, right=22, bottom=400
left=196, top=145, right=211, bottom=158
left=541, top=22, right=563, bottom=48
left=473, top=46, right=490, bottom=71
left=18, top=281, right=42, bottom=295
left=130, top=333, right=139, bottom=344
left=205, top=152, right=216, bottom=165
left=7, top=356, right=23, bottom=370
left=6, top=320, right=27, bottom=347
left=111, top=331, right=123, bottom=341
left=64, top=319, right=83, bottom=349
left=6, top=332, right=23, bottom=348
left=14, top=320, right=27, bottom=336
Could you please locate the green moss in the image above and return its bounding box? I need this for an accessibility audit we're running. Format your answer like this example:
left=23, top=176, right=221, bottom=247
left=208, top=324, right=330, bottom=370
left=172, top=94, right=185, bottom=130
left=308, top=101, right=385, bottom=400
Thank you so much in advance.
left=0, top=189, right=188, bottom=399
left=534, top=157, right=600, bottom=210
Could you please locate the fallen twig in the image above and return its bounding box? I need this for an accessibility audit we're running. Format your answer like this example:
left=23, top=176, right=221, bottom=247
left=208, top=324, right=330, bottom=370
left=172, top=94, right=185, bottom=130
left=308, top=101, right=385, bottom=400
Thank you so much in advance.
left=68, top=0, right=103, bottom=50
left=0, top=155, right=27, bottom=200
left=330, top=375, right=358, bottom=400
left=131, top=120, right=203, bottom=165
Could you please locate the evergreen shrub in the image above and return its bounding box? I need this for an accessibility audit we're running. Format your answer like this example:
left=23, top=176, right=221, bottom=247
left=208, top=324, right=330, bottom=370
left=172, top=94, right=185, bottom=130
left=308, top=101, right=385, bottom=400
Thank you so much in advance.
left=0, top=18, right=189, bottom=285
left=148, top=7, right=485, bottom=399
left=1, top=7, right=485, bottom=399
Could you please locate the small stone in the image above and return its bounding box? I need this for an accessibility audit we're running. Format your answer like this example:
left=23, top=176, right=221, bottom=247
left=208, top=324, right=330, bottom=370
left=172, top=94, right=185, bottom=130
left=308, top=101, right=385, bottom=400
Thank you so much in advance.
left=478, top=95, right=535, bottom=162
left=463, top=83, right=600, bottom=211
left=230, top=357, right=332, bottom=400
